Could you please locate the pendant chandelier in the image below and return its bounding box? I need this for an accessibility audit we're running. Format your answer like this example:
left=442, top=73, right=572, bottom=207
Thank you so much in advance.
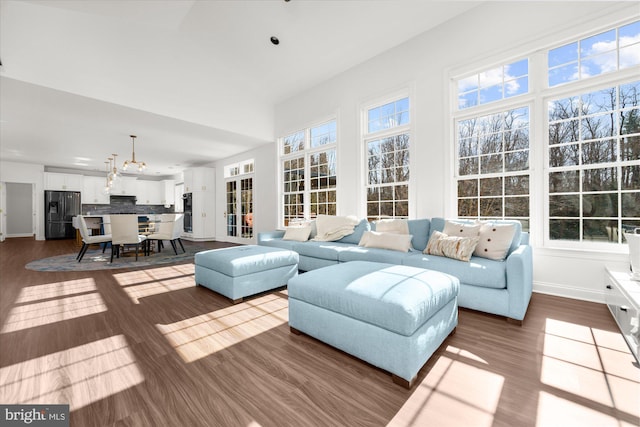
left=123, top=134, right=146, bottom=172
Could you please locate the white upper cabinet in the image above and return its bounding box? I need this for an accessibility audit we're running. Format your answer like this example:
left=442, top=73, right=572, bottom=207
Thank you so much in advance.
left=135, top=180, right=164, bottom=205
left=110, top=176, right=137, bottom=195
left=82, top=176, right=109, bottom=204
left=162, top=179, right=176, bottom=206
left=183, top=167, right=214, bottom=193
left=44, top=172, right=83, bottom=191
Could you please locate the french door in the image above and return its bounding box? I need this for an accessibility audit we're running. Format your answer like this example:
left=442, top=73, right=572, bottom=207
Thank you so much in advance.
left=225, top=177, right=254, bottom=243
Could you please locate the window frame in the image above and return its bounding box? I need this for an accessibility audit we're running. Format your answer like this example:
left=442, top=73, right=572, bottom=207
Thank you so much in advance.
left=279, top=118, right=338, bottom=227
left=542, top=77, right=640, bottom=251
left=447, top=15, right=640, bottom=253
left=362, top=91, right=413, bottom=221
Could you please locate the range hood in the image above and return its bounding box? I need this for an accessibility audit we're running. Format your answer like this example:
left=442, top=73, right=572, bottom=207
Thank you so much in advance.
left=110, top=195, right=137, bottom=206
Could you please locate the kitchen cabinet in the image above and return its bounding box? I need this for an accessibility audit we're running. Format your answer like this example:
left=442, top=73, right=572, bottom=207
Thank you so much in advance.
left=135, top=180, right=163, bottom=205
left=110, top=176, right=137, bottom=195
left=183, top=167, right=214, bottom=193
left=44, top=172, right=83, bottom=191
left=162, top=179, right=176, bottom=207
left=82, top=176, right=109, bottom=204
left=190, top=192, right=215, bottom=239
left=182, top=167, right=215, bottom=240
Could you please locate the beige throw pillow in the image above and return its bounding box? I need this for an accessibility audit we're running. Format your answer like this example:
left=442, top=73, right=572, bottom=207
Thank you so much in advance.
left=359, top=231, right=413, bottom=252
left=282, top=225, right=312, bottom=242
left=443, top=220, right=481, bottom=238
left=375, top=219, right=410, bottom=235
left=425, top=231, right=480, bottom=262
left=473, top=222, right=516, bottom=261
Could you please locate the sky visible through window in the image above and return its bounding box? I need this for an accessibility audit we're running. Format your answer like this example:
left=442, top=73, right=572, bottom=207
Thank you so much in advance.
left=548, top=20, right=640, bottom=87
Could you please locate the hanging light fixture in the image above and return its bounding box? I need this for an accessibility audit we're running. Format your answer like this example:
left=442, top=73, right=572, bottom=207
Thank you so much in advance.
left=122, top=134, right=146, bottom=172
left=103, top=161, right=112, bottom=194
left=108, top=153, right=119, bottom=183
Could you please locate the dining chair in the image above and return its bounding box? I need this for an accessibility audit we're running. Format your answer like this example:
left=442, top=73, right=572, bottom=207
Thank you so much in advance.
left=77, top=215, right=112, bottom=262
left=146, top=214, right=185, bottom=255
left=109, top=215, right=148, bottom=263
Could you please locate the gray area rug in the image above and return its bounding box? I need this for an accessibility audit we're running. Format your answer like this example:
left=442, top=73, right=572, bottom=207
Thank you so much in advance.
left=26, top=243, right=208, bottom=272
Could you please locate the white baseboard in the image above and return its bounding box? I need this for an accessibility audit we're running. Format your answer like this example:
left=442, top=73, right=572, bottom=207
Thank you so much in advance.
left=533, top=280, right=605, bottom=304
left=6, top=233, right=34, bottom=238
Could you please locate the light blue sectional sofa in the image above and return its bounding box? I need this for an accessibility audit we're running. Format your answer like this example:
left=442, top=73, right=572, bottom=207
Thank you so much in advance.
left=258, top=217, right=533, bottom=323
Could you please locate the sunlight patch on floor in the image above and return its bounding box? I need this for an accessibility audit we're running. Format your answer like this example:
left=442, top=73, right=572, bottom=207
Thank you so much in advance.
left=388, top=351, right=503, bottom=427
left=113, top=264, right=196, bottom=304
left=1, top=292, right=107, bottom=334
left=540, top=318, right=640, bottom=422
left=536, top=391, right=622, bottom=427
left=0, top=335, right=144, bottom=411
left=14, top=278, right=97, bottom=304
left=156, top=292, right=288, bottom=363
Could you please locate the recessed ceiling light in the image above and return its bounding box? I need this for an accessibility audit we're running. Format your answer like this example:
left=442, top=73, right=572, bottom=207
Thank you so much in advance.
left=270, top=36, right=280, bottom=45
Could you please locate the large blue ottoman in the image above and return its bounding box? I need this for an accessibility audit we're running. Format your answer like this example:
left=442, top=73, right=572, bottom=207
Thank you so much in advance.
left=195, top=245, right=298, bottom=303
left=287, top=260, right=459, bottom=388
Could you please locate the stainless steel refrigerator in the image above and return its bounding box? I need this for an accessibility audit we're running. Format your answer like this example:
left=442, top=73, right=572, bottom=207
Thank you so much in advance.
left=45, top=190, right=81, bottom=239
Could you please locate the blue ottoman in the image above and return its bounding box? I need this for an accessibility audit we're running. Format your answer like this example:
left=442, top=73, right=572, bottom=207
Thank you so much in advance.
left=287, top=261, right=459, bottom=388
left=195, top=245, right=298, bottom=303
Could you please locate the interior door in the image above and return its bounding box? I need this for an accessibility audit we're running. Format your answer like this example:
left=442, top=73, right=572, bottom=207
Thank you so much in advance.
left=0, top=182, right=6, bottom=242
left=225, top=176, right=253, bottom=244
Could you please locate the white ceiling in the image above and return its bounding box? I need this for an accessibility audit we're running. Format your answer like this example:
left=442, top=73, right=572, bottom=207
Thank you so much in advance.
left=0, top=0, right=479, bottom=177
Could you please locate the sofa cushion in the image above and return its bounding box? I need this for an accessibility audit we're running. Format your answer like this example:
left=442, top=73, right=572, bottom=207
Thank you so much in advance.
left=337, top=218, right=370, bottom=244
left=359, top=231, right=413, bottom=252
left=283, top=225, right=312, bottom=241
left=293, top=240, right=353, bottom=261
left=473, top=222, right=517, bottom=260
left=443, top=220, right=481, bottom=237
left=259, top=238, right=299, bottom=251
left=287, top=261, right=459, bottom=336
left=408, top=219, right=431, bottom=252
left=402, top=252, right=507, bottom=289
left=373, top=218, right=410, bottom=234
left=431, top=217, right=522, bottom=256
left=425, top=231, right=479, bottom=262
left=339, top=245, right=413, bottom=264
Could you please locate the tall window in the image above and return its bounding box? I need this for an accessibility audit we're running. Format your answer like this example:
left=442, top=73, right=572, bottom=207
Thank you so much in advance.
left=454, top=58, right=531, bottom=229
left=456, top=107, right=530, bottom=228
left=280, top=120, right=337, bottom=226
left=548, top=80, right=640, bottom=243
left=452, top=18, right=639, bottom=248
left=364, top=96, right=410, bottom=220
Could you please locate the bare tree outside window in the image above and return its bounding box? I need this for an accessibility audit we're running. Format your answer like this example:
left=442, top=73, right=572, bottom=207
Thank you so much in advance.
left=456, top=107, right=530, bottom=230
left=548, top=80, right=640, bottom=243
left=365, top=96, right=411, bottom=221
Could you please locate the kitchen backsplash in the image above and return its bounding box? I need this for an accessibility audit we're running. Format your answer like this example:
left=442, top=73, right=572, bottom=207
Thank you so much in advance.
left=82, top=204, right=175, bottom=215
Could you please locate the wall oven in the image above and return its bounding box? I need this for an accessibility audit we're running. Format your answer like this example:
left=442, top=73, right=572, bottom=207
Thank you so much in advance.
left=182, top=193, right=193, bottom=232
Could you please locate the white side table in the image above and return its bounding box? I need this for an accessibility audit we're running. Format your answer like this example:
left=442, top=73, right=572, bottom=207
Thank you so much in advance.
left=605, top=267, right=640, bottom=363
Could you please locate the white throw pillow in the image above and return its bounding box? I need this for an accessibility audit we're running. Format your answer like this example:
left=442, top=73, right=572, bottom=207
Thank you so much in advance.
left=282, top=226, right=312, bottom=242
left=443, top=220, right=481, bottom=238
left=473, top=222, right=516, bottom=261
left=374, top=219, right=409, bottom=235
left=312, top=214, right=359, bottom=242
left=424, top=230, right=480, bottom=262
left=359, top=231, right=413, bottom=252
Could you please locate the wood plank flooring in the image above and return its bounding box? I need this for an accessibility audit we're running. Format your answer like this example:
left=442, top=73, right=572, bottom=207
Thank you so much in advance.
left=1, top=237, right=638, bottom=426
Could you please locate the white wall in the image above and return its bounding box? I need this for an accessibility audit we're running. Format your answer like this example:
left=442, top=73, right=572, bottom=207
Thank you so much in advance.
left=214, top=143, right=277, bottom=243
left=0, top=161, right=45, bottom=239
left=274, top=2, right=637, bottom=303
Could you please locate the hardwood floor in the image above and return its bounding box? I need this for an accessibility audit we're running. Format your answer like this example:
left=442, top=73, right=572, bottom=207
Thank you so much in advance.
left=1, top=237, right=638, bottom=427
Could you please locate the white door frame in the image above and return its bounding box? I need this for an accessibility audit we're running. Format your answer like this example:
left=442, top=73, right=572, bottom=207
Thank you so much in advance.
left=224, top=175, right=254, bottom=245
